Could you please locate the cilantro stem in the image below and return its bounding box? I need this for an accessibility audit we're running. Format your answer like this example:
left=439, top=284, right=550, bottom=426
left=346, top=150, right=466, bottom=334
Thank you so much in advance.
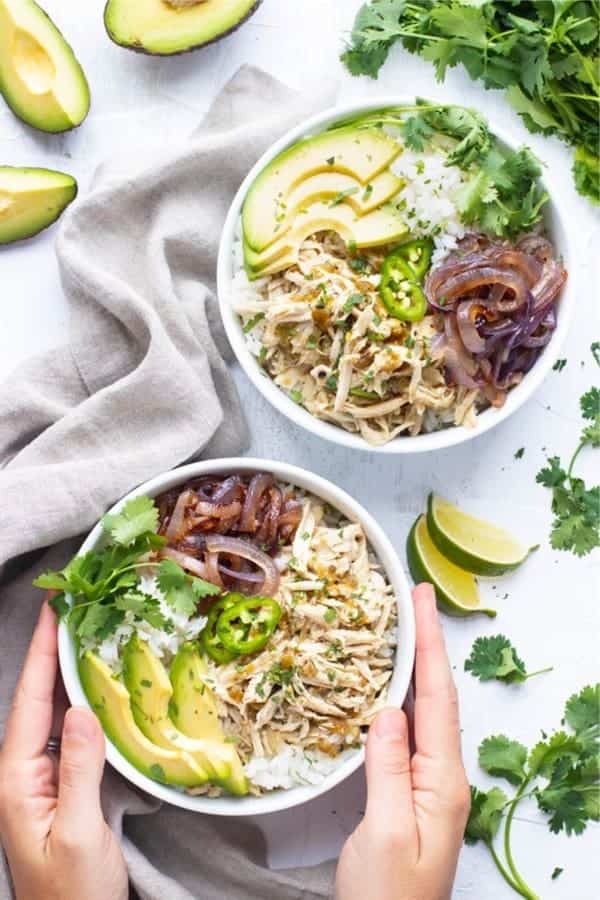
left=503, top=779, right=539, bottom=900
left=524, top=666, right=554, bottom=680
left=487, top=841, right=530, bottom=899
left=567, top=440, right=586, bottom=478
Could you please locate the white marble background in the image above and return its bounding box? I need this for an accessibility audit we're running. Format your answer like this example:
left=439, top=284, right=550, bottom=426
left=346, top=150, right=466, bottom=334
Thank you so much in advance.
left=1, top=2, right=599, bottom=898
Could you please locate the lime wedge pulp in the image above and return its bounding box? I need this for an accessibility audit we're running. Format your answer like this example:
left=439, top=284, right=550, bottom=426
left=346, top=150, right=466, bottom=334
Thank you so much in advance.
left=406, top=515, right=496, bottom=618
left=427, top=493, right=536, bottom=577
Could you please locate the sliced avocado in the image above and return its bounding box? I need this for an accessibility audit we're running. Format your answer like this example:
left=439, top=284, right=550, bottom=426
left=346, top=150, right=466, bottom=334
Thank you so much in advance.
left=250, top=169, right=404, bottom=251
left=104, top=0, right=261, bottom=56
left=0, top=0, right=90, bottom=133
left=78, top=651, right=209, bottom=788
left=123, top=637, right=248, bottom=796
left=242, top=126, right=402, bottom=252
left=0, top=166, right=76, bottom=244
left=244, top=200, right=408, bottom=279
left=169, top=642, right=222, bottom=743
left=169, top=643, right=248, bottom=797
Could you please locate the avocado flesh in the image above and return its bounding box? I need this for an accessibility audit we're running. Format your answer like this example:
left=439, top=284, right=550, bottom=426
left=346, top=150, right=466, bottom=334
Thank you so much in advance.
left=243, top=200, right=408, bottom=279
left=169, top=643, right=248, bottom=797
left=104, top=0, right=260, bottom=55
left=123, top=637, right=248, bottom=796
left=0, top=0, right=90, bottom=132
left=78, top=651, right=209, bottom=788
left=254, top=169, right=404, bottom=251
left=0, top=166, right=77, bottom=244
left=242, top=126, right=402, bottom=253
left=169, top=642, right=223, bottom=743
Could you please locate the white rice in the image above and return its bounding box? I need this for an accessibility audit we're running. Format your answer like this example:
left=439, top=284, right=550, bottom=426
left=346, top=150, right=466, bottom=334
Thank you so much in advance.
left=244, top=745, right=358, bottom=791
left=390, top=145, right=467, bottom=264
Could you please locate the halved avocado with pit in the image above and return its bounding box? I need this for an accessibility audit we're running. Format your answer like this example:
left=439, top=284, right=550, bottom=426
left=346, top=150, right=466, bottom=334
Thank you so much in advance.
left=104, top=0, right=261, bottom=55
left=0, top=166, right=77, bottom=244
left=0, top=0, right=90, bottom=132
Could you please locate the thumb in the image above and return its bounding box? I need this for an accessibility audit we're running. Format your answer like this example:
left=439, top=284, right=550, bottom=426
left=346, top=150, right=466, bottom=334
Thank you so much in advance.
left=363, top=708, right=416, bottom=847
left=54, top=707, right=106, bottom=839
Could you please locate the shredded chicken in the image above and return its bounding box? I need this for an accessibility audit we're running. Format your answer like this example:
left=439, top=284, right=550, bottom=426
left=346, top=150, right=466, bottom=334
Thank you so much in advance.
left=199, top=495, right=397, bottom=789
left=235, top=233, right=481, bottom=445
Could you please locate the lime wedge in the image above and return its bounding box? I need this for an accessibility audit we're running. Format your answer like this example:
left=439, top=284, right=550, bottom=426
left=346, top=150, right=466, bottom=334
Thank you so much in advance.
left=427, top=493, right=536, bottom=577
left=407, top=515, right=496, bottom=618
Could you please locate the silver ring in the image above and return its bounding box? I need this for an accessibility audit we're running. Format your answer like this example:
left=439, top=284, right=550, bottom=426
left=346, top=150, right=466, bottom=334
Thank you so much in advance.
left=46, top=736, right=61, bottom=755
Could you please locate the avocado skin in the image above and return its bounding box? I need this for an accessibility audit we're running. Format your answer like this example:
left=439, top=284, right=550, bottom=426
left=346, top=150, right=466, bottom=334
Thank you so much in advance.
left=103, top=0, right=262, bottom=56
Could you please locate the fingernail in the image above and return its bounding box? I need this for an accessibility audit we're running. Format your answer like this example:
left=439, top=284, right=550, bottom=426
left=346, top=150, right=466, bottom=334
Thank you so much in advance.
left=63, top=707, right=96, bottom=742
left=374, top=707, right=405, bottom=738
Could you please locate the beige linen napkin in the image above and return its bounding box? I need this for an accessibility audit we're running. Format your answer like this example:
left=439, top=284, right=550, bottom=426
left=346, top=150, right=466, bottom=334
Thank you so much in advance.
left=0, top=66, right=337, bottom=900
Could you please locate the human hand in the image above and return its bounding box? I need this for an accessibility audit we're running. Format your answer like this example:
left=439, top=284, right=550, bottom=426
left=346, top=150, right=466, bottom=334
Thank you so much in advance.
left=0, top=599, right=128, bottom=900
left=336, top=583, right=470, bottom=900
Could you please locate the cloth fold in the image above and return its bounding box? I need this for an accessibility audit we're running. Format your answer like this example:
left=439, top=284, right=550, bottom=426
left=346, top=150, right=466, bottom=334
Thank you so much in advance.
left=0, top=65, right=338, bottom=900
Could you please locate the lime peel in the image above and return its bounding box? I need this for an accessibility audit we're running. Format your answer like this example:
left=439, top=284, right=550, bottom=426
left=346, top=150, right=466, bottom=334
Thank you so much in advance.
left=407, top=515, right=496, bottom=618
left=426, top=493, right=535, bottom=577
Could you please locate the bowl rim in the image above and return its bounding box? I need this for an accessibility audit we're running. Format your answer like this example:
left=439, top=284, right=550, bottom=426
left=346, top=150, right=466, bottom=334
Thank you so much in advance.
left=58, top=457, right=415, bottom=817
left=217, top=95, right=576, bottom=454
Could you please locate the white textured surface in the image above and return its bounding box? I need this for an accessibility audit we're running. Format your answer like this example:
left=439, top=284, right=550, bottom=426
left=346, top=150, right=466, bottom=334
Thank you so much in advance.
left=1, top=2, right=599, bottom=898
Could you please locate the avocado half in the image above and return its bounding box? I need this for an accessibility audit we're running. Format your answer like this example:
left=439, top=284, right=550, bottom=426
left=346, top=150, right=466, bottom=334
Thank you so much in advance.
left=0, top=166, right=77, bottom=244
left=0, top=0, right=90, bottom=133
left=104, top=0, right=262, bottom=55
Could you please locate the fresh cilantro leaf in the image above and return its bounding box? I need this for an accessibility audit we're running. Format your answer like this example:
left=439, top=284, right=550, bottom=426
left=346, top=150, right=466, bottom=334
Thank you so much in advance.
left=528, top=732, right=582, bottom=778
left=565, top=684, right=600, bottom=744
left=157, top=559, right=218, bottom=616
left=77, top=603, right=124, bottom=642
left=102, top=495, right=159, bottom=546
left=48, top=593, right=70, bottom=620
left=190, top=576, right=221, bottom=600
left=514, top=447, right=525, bottom=459
left=537, top=358, right=600, bottom=556
left=401, top=114, right=434, bottom=152
left=464, top=785, right=508, bottom=845
left=536, top=456, right=566, bottom=488
left=465, top=635, right=551, bottom=685
left=33, top=571, right=72, bottom=591
left=591, top=341, right=600, bottom=368
left=342, top=0, right=600, bottom=204
left=479, top=735, right=528, bottom=786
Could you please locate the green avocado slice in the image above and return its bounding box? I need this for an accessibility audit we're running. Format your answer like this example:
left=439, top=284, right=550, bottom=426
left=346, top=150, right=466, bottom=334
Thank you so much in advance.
left=0, top=0, right=90, bottom=133
left=104, top=0, right=261, bottom=56
left=242, top=126, right=402, bottom=253
left=0, top=166, right=77, bottom=244
left=78, top=651, right=209, bottom=788
left=122, top=636, right=248, bottom=796
left=169, top=643, right=248, bottom=797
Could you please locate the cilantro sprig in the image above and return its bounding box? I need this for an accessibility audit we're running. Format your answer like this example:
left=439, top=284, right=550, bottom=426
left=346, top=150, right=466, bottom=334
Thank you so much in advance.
left=33, top=495, right=220, bottom=644
left=465, top=684, right=600, bottom=898
left=465, top=635, right=552, bottom=685
left=341, top=1, right=600, bottom=204
left=536, top=346, right=600, bottom=556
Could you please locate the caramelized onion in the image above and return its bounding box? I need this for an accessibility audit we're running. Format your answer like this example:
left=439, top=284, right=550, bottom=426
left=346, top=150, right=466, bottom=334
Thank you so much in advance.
left=159, top=547, right=208, bottom=579
left=456, top=301, right=486, bottom=354
left=240, top=473, right=273, bottom=533
left=205, top=535, right=280, bottom=595
left=164, top=490, right=195, bottom=542
left=427, top=232, right=565, bottom=400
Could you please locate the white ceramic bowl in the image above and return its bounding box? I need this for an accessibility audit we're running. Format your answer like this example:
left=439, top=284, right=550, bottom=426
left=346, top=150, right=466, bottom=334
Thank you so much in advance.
left=58, top=458, right=415, bottom=816
left=217, top=97, right=575, bottom=454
